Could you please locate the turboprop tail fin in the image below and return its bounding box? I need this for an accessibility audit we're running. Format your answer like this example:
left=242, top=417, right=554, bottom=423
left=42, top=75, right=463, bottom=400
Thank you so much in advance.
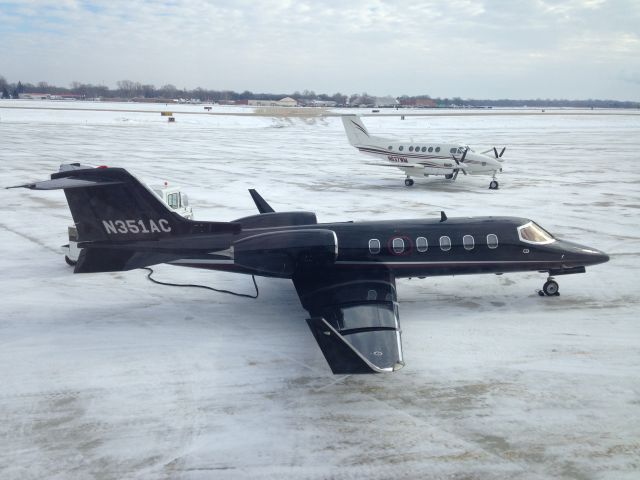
left=341, top=115, right=371, bottom=146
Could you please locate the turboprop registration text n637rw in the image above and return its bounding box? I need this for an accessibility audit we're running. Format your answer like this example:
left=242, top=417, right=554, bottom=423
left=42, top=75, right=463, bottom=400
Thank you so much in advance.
left=342, top=115, right=506, bottom=189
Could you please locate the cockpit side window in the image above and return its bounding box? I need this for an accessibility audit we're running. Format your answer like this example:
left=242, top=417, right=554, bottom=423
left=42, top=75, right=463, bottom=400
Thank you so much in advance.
left=517, top=222, right=555, bottom=245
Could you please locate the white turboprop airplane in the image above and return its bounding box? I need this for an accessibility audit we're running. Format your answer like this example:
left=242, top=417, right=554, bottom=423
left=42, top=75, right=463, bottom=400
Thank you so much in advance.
left=341, top=115, right=506, bottom=189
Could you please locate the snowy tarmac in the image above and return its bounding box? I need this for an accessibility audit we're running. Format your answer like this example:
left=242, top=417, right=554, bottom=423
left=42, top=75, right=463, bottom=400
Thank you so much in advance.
left=0, top=101, right=639, bottom=479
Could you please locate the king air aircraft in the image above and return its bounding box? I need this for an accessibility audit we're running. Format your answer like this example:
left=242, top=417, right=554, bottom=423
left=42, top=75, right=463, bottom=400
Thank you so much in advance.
left=342, top=115, right=505, bottom=189
left=10, top=166, right=609, bottom=374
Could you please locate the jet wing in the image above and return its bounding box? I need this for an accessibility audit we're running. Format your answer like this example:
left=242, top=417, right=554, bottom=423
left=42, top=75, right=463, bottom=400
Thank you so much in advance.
left=293, top=268, right=404, bottom=374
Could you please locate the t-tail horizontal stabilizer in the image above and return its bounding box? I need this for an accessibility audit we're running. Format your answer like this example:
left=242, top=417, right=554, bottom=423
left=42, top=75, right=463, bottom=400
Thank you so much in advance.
left=306, top=317, right=402, bottom=374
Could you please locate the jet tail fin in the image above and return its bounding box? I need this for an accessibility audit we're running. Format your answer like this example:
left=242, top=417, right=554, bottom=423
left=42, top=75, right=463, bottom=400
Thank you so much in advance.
left=10, top=166, right=240, bottom=273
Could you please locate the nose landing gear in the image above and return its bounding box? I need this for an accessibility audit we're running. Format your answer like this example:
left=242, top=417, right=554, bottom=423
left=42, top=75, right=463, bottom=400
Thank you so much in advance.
left=404, top=178, right=414, bottom=187
left=538, top=277, right=560, bottom=297
left=489, top=178, right=499, bottom=190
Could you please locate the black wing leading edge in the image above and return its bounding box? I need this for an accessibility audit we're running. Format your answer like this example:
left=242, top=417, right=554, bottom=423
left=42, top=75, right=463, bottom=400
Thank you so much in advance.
left=294, top=268, right=404, bottom=374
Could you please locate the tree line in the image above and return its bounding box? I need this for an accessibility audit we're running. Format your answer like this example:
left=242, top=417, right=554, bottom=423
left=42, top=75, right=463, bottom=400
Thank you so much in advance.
left=0, top=75, right=637, bottom=108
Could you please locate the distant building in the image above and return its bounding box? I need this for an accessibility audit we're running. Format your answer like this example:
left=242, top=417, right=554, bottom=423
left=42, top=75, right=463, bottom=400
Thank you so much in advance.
left=248, top=97, right=298, bottom=107
left=307, top=100, right=337, bottom=107
left=18, top=93, right=50, bottom=100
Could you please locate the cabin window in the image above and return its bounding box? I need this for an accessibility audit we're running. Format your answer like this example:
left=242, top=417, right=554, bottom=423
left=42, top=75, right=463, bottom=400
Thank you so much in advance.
left=487, top=234, right=498, bottom=249
left=435, top=147, right=441, bottom=152
left=409, top=146, right=414, bottom=152
left=517, top=222, right=555, bottom=245
left=369, top=238, right=380, bottom=255
left=399, top=146, right=404, bottom=151
left=450, top=148, right=457, bottom=154
left=388, top=146, right=393, bottom=150
left=416, top=236, right=428, bottom=252
left=463, top=235, right=475, bottom=250
left=392, top=238, right=405, bottom=254
left=428, top=147, right=433, bottom=152
left=439, top=236, right=451, bottom=251
left=167, top=193, right=180, bottom=209
left=421, top=147, right=426, bottom=152
left=369, top=239, right=381, bottom=254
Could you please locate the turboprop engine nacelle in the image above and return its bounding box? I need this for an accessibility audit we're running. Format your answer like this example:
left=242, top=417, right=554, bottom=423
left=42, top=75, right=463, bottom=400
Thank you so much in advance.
left=233, top=229, right=338, bottom=277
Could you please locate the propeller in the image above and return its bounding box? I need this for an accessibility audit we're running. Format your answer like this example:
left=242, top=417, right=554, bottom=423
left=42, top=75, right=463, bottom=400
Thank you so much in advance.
left=451, top=147, right=468, bottom=179
left=493, top=147, right=506, bottom=158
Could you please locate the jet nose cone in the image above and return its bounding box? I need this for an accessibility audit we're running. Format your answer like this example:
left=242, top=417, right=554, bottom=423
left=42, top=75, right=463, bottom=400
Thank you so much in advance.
left=581, top=247, right=609, bottom=266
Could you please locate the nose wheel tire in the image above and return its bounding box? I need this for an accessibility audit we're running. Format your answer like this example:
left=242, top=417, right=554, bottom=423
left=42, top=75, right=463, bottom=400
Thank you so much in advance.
left=489, top=180, right=499, bottom=190
left=540, top=279, right=559, bottom=296
left=405, top=178, right=414, bottom=187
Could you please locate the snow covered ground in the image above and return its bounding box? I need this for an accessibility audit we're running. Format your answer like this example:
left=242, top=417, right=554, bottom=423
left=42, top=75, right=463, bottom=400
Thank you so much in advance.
left=0, top=102, right=639, bottom=479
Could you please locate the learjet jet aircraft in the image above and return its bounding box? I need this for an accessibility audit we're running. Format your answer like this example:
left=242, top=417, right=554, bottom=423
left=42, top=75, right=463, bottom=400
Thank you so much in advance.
left=9, top=166, right=609, bottom=374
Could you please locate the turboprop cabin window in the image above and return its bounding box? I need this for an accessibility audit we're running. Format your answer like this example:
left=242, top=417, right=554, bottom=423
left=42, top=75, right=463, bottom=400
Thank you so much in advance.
left=392, top=238, right=405, bottom=254
left=428, top=147, right=433, bottom=152
left=435, top=147, right=441, bottom=152
left=463, top=235, right=475, bottom=250
left=409, top=146, right=414, bottom=152
left=450, top=148, right=457, bottom=153
left=487, top=234, right=498, bottom=249
left=388, top=146, right=393, bottom=150
left=416, top=236, right=428, bottom=252
left=399, top=146, right=404, bottom=151
left=421, top=147, right=426, bottom=152
left=517, top=222, right=555, bottom=245
left=439, top=236, right=451, bottom=251
left=369, top=239, right=381, bottom=254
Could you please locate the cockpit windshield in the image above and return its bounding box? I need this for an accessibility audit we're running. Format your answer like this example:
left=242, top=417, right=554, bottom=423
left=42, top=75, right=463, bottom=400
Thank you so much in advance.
left=517, top=221, right=555, bottom=245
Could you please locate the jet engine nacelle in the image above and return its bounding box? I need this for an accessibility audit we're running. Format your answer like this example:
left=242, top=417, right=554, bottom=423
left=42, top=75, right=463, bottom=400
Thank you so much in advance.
left=234, top=211, right=317, bottom=229
left=233, top=229, right=338, bottom=277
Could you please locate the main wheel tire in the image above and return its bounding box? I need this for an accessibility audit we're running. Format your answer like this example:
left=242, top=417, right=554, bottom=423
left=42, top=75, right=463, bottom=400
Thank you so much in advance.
left=64, top=255, right=77, bottom=266
left=405, top=178, right=414, bottom=187
left=489, top=180, right=499, bottom=190
left=543, top=280, right=559, bottom=296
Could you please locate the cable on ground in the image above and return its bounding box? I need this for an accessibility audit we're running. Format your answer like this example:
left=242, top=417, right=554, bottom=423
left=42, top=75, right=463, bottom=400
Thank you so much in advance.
left=141, top=267, right=259, bottom=299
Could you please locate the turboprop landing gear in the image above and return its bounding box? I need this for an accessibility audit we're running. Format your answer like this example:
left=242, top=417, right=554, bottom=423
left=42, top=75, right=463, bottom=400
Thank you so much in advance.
left=489, top=179, right=499, bottom=190
left=405, top=178, right=414, bottom=187
left=538, top=277, right=560, bottom=297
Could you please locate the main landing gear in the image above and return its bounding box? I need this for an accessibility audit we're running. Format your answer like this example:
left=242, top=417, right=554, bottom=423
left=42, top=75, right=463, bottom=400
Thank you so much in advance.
left=404, top=178, right=414, bottom=187
left=538, top=277, right=560, bottom=297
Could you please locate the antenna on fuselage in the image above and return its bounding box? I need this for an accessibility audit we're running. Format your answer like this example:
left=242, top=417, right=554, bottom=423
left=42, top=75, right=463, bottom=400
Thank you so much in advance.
left=440, top=211, right=447, bottom=222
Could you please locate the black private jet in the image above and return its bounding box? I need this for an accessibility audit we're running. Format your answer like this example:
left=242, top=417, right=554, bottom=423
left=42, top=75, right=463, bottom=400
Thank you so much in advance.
left=10, top=166, right=609, bottom=374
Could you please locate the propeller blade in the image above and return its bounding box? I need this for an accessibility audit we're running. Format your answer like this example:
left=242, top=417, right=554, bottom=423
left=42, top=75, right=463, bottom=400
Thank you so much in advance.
left=493, top=147, right=499, bottom=158
left=499, top=147, right=506, bottom=157
left=461, top=168, right=467, bottom=175
left=452, top=170, right=459, bottom=181
left=452, top=154, right=460, bottom=165
left=460, top=147, right=468, bottom=162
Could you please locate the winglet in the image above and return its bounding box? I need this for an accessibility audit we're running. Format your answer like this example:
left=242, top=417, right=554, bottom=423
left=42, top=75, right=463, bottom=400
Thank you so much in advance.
left=248, top=189, right=275, bottom=214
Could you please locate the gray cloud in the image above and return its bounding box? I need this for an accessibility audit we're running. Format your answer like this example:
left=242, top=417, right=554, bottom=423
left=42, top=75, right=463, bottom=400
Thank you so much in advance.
left=0, top=0, right=638, bottom=99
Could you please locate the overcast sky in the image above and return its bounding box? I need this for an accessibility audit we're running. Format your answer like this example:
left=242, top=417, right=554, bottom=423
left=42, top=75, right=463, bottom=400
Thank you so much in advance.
left=1, top=0, right=639, bottom=100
